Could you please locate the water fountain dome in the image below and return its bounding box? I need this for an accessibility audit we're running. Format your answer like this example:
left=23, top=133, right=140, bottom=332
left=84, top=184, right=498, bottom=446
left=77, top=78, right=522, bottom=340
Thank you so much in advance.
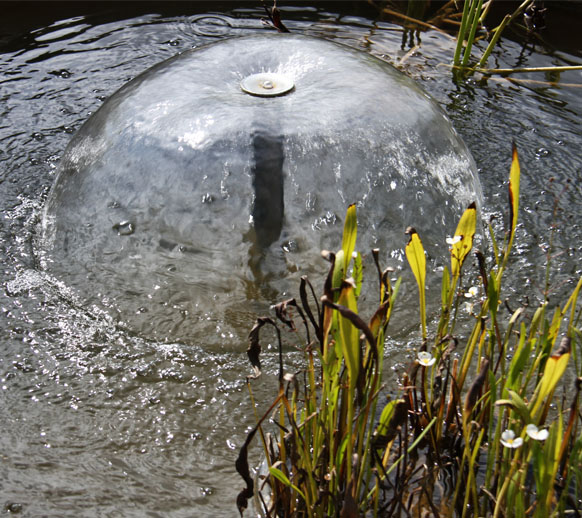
left=40, top=34, right=483, bottom=346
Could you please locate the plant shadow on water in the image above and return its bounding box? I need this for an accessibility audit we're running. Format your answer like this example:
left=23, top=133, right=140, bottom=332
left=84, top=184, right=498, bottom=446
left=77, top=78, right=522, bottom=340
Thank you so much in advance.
left=0, top=1, right=581, bottom=517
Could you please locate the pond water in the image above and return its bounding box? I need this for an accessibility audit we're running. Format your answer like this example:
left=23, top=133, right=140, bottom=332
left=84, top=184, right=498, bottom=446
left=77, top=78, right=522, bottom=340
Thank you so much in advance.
left=1, top=3, right=581, bottom=516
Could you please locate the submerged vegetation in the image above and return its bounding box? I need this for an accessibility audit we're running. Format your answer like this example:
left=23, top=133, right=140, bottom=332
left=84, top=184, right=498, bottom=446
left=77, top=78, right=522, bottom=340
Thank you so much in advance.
left=236, top=147, right=582, bottom=517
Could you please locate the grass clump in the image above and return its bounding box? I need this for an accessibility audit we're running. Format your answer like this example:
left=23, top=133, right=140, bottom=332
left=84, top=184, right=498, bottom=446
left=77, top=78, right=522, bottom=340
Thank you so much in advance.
left=235, top=146, right=582, bottom=517
left=373, top=0, right=582, bottom=78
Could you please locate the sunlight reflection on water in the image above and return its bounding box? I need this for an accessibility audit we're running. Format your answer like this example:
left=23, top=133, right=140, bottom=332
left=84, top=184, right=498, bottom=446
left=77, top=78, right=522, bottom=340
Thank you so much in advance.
left=0, top=4, right=580, bottom=516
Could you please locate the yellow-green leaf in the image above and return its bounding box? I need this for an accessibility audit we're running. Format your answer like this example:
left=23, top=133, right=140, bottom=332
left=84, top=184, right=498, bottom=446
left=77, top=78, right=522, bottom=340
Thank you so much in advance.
left=269, top=466, right=306, bottom=501
left=405, top=228, right=426, bottom=339
left=565, top=277, right=582, bottom=332
left=406, top=228, right=426, bottom=296
left=352, top=251, right=363, bottom=299
left=337, top=280, right=360, bottom=388
left=332, top=250, right=345, bottom=291
left=341, top=204, right=357, bottom=274
left=451, top=203, right=477, bottom=278
left=508, top=144, right=520, bottom=245
left=441, top=265, right=450, bottom=309
left=376, top=399, right=398, bottom=437
left=507, top=389, right=532, bottom=423
left=532, top=352, right=570, bottom=416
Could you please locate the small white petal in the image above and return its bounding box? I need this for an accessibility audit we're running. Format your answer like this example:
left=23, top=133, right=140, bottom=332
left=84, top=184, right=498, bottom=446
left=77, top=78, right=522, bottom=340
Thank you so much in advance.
left=501, top=429, right=515, bottom=441
left=500, top=429, right=523, bottom=448
left=464, top=302, right=474, bottom=314
left=446, top=235, right=462, bottom=245
left=526, top=424, right=549, bottom=441
left=417, top=351, right=436, bottom=367
left=466, top=286, right=479, bottom=297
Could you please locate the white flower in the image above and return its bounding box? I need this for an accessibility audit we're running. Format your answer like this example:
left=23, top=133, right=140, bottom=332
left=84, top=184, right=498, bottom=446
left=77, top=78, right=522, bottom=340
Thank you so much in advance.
left=464, top=286, right=479, bottom=298
left=464, top=301, right=474, bottom=315
left=417, top=351, right=436, bottom=367
left=446, top=235, right=462, bottom=246
left=526, top=424, right=549, bottom=441
left=500, top=429, right=523, bottom=449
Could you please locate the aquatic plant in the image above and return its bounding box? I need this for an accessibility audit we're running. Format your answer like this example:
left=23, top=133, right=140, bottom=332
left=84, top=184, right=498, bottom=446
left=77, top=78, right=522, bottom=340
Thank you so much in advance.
left=236, top=147, right=582, bottom=517
left=372, top=0, right=582, bottom=78
left=449, top=0, right=582, bottom=76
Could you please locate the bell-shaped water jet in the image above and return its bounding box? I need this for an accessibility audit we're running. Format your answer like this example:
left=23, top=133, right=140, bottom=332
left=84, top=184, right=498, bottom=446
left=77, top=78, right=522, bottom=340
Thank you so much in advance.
left=39, top=34, right=482, bottom=346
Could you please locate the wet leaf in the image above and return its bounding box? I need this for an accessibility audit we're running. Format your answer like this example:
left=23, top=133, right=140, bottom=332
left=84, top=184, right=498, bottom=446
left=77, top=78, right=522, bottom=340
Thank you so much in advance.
left=495, top=390, right=531, bottom=424
left=506, top=322, right=531, bottom=391
left=322, top=297, right=376, bottom=357
left=269, top=466, right=306, bottom=500
left=333, top=249, right=345, bottom=291
left=508, top=143, right=520, bottom=245
left=322, top=251, right=336, bottom=343
left=247, top=316, right=282, bottom=381
left=475, top=250, right=488, bottom=292
left=341, top=203, right=357, bottom=275
left=273, top=299, right=297, bottom=330
left=235, top=427, right=258, bottom=517
left=532, top=338, right=570, bottom=415
left=247, top=318, right=266, bottom=379
left=352, top=251, right=363, bottom=299
left=368, top=300, right=390, bottom=339
left=337, top=280, right=360, bottom=388
left=488, top=272, right=499, bottom=322
left=451, top=202, right=477, bottom=278
left=375, top=399, right=406, bottom=444
left=405, top=227, right=426, bottom=338
left=441, top=265, right=450, bottom=309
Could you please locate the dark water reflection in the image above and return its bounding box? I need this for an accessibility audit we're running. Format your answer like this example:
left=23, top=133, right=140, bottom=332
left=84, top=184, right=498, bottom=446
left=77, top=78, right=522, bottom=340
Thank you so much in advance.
left=1, top=3, right=581, bottom=516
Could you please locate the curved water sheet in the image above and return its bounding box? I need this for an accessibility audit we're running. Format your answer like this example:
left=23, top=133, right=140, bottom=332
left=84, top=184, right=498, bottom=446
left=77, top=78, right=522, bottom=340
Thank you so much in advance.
left=39, top=34, right=482, bottom=347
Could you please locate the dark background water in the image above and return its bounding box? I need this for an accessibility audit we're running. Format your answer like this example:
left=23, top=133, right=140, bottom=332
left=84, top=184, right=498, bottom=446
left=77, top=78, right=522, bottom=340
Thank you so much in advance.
left=1, top=2, right=581, bottom=516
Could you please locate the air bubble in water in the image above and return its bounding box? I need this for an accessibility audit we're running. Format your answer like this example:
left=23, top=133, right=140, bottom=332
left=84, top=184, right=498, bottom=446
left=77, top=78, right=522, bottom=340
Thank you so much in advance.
left=112, top=221, right=135, bottom=236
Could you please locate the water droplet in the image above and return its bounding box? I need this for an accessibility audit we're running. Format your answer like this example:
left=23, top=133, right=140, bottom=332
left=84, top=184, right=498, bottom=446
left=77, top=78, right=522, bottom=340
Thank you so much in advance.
left=31, top=132, right=44, bottom=141
left=50, top=69, right=72, bottom=78
left=201, top=193, right=214, bottom=203
left=168, top=39, right=181, bottom=47
left=282, top=240, right=297, bottom=253
left=535, top=147, right=550, bottom=159
left=112, top=221, right=135, bottom=236
left=4, top=502, right=23, bottom=514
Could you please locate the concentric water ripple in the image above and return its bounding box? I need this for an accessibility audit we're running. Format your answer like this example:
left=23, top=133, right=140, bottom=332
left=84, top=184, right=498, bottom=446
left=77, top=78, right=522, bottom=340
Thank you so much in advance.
left=0, top=3, right=581, bottom=516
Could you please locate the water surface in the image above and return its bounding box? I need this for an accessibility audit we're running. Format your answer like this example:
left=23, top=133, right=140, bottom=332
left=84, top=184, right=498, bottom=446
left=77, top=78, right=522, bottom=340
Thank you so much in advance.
left=1, top=3, right=581, bottom=516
